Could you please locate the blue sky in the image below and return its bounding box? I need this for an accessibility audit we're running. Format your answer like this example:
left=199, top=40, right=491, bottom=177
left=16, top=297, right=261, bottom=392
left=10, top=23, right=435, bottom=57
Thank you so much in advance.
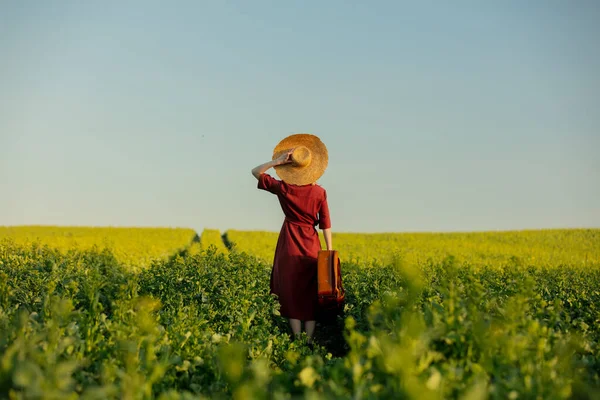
left=1, top=1, right=598, bottom=233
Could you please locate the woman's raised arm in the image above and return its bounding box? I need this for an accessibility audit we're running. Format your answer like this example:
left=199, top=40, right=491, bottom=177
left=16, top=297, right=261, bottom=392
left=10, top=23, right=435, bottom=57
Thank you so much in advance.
left=251, top=149, right=295, bottom=180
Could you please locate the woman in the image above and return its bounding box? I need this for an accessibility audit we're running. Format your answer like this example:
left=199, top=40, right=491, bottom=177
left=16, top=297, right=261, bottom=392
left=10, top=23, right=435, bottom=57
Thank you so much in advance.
left=251, top=133, right=333, bottom=344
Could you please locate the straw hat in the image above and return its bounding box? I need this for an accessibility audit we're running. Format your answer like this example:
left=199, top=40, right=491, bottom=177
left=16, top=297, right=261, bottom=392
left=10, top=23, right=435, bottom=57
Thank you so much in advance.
left=272, top=133, right=328, bottom=185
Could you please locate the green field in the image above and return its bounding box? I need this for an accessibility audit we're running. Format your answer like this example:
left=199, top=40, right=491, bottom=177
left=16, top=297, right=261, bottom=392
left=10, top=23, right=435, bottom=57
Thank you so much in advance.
left=1, top=226, right=599, bottom=399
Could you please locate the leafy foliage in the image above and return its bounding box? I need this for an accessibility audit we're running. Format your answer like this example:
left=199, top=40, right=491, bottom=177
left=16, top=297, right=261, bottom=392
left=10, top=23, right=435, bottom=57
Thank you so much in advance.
left=1, top=229, right=599, bottom=399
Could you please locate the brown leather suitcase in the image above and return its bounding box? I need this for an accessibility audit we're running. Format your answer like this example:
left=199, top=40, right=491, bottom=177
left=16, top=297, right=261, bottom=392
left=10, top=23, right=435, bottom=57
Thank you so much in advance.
left=317, top=250, right=345, bottom=319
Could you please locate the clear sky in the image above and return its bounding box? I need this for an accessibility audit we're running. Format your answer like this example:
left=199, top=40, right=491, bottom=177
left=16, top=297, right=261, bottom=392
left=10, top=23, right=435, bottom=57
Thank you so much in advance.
left=1, top=1, right=599, bottom=233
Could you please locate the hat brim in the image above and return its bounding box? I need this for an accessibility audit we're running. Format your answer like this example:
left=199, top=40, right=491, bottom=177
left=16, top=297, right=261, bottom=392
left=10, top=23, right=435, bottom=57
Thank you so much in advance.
left=272, top=133, right=328, bottom=185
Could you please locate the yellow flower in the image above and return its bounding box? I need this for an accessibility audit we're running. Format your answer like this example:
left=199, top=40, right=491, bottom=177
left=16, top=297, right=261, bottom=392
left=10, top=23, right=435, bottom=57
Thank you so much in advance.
left=298, top=367, right=319, bottom=388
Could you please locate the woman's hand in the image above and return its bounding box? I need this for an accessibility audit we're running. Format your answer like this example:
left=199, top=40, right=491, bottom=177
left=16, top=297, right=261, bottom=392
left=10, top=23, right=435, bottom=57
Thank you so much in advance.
left=252, top=148, right=296, bottom=179
left=275, top=148, right=295, bottom=165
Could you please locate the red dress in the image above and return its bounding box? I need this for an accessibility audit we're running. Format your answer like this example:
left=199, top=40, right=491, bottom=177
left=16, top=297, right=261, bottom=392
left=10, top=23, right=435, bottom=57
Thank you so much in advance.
left=257, top=173, right=331, bottom=320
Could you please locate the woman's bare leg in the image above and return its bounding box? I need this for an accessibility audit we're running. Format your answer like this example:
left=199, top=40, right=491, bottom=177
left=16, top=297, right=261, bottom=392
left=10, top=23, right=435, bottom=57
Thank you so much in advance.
left=305, top=320, right=316, bottom=342
left=289, top=319, right=301, bottom=337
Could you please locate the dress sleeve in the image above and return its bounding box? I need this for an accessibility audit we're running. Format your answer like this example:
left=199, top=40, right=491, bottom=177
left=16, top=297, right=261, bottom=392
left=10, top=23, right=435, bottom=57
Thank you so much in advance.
left=318, top=191, right=331, bottom=229
left=257, top=173, right=283, bottom=195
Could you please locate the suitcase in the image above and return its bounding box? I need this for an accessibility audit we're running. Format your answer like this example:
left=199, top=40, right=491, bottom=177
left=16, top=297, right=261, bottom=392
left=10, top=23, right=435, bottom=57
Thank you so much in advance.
left=317, top=250, right=345, bottom=320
